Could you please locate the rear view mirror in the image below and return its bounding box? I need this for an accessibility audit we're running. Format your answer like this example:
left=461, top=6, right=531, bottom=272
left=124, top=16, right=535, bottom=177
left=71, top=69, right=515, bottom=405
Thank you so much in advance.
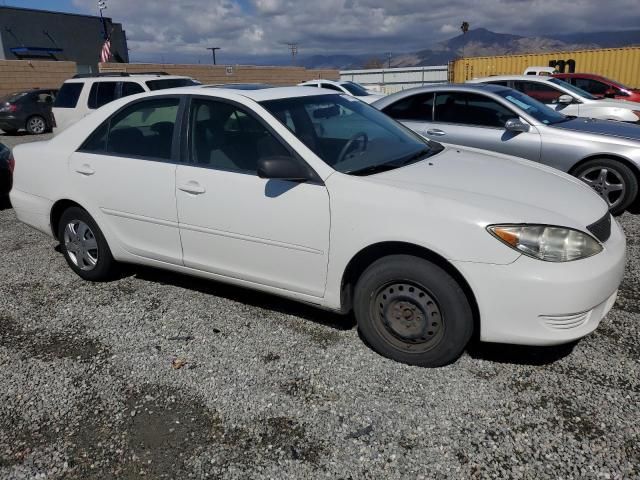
left=257, top=155, right=314, bottom=182
left=313, top=105, right=340, bottom=119
left=504, top=118, right=530, bottom=133
left=556, top=94, right=574, bottom=105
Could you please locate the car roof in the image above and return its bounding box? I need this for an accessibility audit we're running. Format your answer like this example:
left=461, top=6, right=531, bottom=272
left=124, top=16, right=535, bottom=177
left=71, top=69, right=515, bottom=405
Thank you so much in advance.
left=137, top=85, right=336, bottom=102
left=553, top=73, right=606, bottom=80
left=63, top=74, right=193, bottom=83
left=370, top=83, right=510, bottom=107
left=300, top=79, right=344, bottom=86
left=204, top=83, right=275, bottom=90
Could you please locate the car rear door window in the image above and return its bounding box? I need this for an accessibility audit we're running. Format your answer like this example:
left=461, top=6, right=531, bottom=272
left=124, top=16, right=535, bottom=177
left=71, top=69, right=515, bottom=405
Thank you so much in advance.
left=189, top=98, right=291, bottom=174
left=88, top=82, right=118, bottom=109
left=79, top=97, right=180, bottom=160
left=121, top=82, right=145, bottom=98
left=54, top=83, right=83, bottom=108
left=512, top=81, right=563, bottom=103
left=383, top=93, right=434, bottom=121
left=320, top=83, right=345, bottom=92
left=434, top=92, right=514, bottom=128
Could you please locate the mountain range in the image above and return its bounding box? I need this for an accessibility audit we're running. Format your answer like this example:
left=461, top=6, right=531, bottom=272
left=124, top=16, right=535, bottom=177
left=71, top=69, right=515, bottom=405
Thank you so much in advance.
left=293, top=28, right=640, bottom=70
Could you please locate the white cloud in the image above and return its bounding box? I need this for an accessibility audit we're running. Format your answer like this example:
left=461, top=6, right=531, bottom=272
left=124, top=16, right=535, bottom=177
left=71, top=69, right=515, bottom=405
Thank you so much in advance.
left=71, top=0, right=640, bottom=63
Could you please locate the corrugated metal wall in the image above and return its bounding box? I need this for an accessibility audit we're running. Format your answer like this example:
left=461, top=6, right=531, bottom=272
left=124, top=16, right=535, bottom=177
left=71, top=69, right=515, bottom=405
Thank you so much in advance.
left=450, top=47, right=640, bottom=88
left=340, top=66, right=448, bottom=94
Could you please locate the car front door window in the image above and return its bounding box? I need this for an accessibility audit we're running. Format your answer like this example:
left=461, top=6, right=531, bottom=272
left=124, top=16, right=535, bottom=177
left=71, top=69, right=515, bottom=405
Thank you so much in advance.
left=434, top=92, right=515, bottom=128
left=189, top=98, right=292, bottom=174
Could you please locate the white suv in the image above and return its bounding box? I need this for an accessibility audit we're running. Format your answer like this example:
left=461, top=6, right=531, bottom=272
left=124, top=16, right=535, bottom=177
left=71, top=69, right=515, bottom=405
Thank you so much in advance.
left=52, top=72, right=199, bottom=131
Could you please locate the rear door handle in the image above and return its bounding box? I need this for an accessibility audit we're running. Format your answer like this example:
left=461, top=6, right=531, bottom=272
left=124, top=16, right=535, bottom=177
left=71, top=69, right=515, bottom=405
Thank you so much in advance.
left=426, top=129, right=446, bottom=136
left=178, top=182, right=206, bottom=195
left=75, top=164, right=95, bottom=176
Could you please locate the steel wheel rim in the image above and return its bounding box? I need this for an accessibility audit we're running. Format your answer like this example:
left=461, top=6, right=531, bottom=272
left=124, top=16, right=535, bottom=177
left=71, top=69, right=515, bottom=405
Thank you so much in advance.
left=63, top=220, right=98, bottom=271
left=579, top=166, right=625, bottom=209
left=372, top=281, right=445, bottom=353
left=28, top=117, right=46, bottom=134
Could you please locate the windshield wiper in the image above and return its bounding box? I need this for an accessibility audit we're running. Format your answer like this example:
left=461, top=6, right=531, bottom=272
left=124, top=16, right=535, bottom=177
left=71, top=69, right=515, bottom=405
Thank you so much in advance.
left=345, top=148, right=433, bottom=176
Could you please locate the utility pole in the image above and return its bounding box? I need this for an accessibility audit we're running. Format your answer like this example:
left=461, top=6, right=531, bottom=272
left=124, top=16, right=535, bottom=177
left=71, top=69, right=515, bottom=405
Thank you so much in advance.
left=386, top=52, right=392, bottom=69
left=286, top=43, right=299, bottom=65
left=207, top=47, right=221, bottom=65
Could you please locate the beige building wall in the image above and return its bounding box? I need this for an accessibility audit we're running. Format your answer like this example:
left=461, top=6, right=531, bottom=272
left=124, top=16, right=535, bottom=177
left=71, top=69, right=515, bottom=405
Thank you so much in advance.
left=99, top=62, right=340, bottom=85
left=0, top=60, right=77, bottom=97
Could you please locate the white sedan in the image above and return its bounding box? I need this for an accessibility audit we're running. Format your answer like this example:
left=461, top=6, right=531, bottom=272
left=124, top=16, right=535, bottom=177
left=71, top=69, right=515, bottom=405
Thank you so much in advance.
left=298, top=80, right=384, bottom=104
left=10, top=86, right=625, bottom=367
left=468, top=75, right=640, bottom=123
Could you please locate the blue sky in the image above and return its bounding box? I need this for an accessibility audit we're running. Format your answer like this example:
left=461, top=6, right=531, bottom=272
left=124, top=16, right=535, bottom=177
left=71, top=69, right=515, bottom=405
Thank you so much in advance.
left=3, top=0, right=639, bottom=64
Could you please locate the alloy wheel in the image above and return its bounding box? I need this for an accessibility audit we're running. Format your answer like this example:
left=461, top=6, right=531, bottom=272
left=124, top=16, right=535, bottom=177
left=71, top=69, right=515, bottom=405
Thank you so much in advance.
left=27, top=117, right=46, bottom=134
left=579, top=167, right=625, bottom=209
left=63, top=220, right=99, bottom=271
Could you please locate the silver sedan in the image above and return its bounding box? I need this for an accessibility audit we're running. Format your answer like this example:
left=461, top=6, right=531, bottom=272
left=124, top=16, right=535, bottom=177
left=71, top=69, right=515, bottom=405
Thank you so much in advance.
left=372, top=84, right=640, bottom=214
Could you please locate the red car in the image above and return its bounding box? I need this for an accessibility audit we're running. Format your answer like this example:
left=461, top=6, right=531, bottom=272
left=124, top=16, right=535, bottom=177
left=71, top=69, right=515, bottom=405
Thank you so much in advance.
left=553, top=73, right=640, bottom=102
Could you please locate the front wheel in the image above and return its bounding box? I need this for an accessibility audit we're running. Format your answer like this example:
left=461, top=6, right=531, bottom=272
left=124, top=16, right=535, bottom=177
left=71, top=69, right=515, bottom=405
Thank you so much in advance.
left=354, top=255, right=473, bottom=367
left=573, top=159, right=638, bottom=215
left=57, top=207, right=117, bottom=281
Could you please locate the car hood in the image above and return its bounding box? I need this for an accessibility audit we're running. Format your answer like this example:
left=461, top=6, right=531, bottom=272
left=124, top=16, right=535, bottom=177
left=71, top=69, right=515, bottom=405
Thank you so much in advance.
left=588, top=97, right=640, bottom=109
left=550, top=117, right=640, bottom=142
left=367, top=146, right=608, bottom=228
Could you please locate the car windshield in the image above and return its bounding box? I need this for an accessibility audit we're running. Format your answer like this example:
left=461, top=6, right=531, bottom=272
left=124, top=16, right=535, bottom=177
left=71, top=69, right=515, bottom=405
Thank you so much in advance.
left=260, top=94, right=440, bottom=175
left=548, top=78, right=598, bottom=100
left=495, top=88, right=568, bottom=125
left=341, top=82, right=370, bottom=96
left=145, top=78, right=200, bottom=91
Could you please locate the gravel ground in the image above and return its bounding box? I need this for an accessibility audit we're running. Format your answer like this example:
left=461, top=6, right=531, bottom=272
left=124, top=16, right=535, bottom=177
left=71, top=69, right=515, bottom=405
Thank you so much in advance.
left=0, top=133, right=639, bottom=479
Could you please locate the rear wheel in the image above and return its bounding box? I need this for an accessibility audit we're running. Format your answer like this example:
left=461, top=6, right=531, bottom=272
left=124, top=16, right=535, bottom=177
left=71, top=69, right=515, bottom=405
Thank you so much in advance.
left=25, top=115, right=47, bottom=135
left=57, top=207, right=117, bottom=281
left=573, top=159, right=638, bottom=215
left=354, top=255, right=473, bottom=367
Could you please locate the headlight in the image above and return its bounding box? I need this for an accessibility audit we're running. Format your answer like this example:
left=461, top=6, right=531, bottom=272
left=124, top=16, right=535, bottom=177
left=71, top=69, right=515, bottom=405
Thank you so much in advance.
left=487, top=224, right=603, bottom=262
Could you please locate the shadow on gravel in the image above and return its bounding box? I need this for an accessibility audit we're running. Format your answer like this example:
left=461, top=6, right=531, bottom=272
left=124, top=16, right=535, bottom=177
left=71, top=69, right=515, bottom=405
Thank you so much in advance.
left=0, top=197, right=11, bottom=211
left=466, top=341, right=577, bottom=366
left=131, top=265, right=356, bottom=332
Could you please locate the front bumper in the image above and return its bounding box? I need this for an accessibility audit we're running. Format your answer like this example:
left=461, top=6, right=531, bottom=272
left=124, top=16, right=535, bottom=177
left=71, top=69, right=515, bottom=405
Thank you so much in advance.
left=454, top=219, right=626, bottom=346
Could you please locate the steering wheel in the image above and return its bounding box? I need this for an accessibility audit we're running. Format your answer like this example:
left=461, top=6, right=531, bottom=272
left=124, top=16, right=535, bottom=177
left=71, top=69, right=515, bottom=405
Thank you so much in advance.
left=337, top=132, right=369, bottom=164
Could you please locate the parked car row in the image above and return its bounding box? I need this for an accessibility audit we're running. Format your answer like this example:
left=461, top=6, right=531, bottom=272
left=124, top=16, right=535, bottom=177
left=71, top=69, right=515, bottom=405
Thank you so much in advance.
left=8, top=81, right=626, bottom=367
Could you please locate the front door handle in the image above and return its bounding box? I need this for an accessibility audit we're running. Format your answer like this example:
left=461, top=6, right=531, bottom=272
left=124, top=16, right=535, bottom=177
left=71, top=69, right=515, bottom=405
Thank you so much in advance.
left=178, top=182, right=206, bottom=195
left=426, top=129, right=446, bottom=136
left=75, top=164, right=95, bottom=176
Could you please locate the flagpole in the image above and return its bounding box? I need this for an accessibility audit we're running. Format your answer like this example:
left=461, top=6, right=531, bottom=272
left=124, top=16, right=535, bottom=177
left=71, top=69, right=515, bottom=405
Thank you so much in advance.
left=98, top=0, right=108, bottom=40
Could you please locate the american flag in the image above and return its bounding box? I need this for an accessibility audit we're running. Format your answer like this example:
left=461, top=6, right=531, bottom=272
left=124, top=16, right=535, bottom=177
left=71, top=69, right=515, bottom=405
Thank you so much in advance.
left=100, top=38, right=112, bottom=63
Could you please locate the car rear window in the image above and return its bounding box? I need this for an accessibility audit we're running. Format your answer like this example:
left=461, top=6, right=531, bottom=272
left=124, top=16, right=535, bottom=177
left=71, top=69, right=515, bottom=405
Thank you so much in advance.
left=145, top=79, right=199, bottom=91
left=88, top=82, right=118, bottom=109
left=54, top=83, right=83, bottom=108
left=1, top=92, right=28, bottom=103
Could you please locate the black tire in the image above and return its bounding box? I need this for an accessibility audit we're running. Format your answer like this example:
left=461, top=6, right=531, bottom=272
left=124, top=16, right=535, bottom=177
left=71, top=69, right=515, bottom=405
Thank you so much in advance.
left=354, top=255, right=473, bottom=367
left=25, top=115, right=47, bottom=135
left=57, top=207, right=118, bottom=281
left=572, top=159, right=638, bottom=215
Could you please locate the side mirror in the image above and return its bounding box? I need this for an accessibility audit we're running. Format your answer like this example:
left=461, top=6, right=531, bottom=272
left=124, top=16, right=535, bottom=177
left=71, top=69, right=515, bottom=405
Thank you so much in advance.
left=556, top=94, right=574, bottom=104
left=504, top=118, right=530, bottom=133
left=257, top=155, right=313, bottom=182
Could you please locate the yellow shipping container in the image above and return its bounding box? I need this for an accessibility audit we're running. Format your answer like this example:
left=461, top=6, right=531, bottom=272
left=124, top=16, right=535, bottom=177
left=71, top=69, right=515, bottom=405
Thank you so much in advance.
left=450, top=46, right=640, bottom=88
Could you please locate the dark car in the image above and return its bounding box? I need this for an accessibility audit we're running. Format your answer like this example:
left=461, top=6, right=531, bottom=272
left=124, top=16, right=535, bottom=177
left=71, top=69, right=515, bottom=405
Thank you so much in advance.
left=553, top=73, right=640, bottom=103
left=0, top=89, right=57, bottom=135
left=0, top=143, right=13, bottom=209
